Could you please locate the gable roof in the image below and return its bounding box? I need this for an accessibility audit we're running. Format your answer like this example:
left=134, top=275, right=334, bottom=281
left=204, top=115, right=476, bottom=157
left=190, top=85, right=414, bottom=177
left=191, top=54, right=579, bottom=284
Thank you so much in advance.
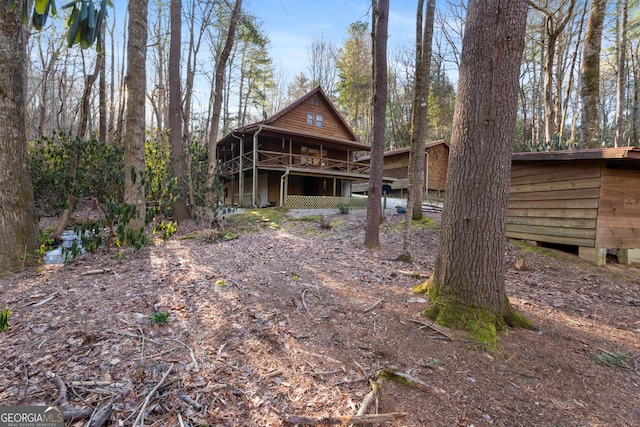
left=216, top=86, right=368, bottom=150
left=264, top=86, right=359, bottom=142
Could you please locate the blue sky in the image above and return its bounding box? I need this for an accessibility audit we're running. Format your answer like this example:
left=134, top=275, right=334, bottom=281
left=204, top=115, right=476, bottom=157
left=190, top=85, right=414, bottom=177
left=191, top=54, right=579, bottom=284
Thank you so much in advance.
left=244, top=0, right=421, bottom=79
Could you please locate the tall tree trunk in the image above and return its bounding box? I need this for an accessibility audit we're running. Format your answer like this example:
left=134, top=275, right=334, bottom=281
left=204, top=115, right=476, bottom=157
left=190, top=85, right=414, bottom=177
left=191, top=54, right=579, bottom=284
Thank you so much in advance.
left=614, top=0, right=628, bottom=147
left=581, top=0, right=608, bottom=148
left=207, top=0, right=242, bottom=188
left=559, top=0, right=589, bottom=146
left=169, top=0, right=188, bottom=220
left=115, top=11, right=128, bottom=140
left=530, top=1, right=576, bottom=144
left=632, top=43, right=640, bottom=147
left=422, top=0, right=532, bottom=347
left=400, top=0, right=436, bottom=260
left=78, top=55, right=100, bottom=139
left=0, top=5, right=39, bottom=275
left=124, top=0, right=149, bottom=230
left=99, top=17, right=107, bottom=143
left=363, top=0, right=389, bottom=248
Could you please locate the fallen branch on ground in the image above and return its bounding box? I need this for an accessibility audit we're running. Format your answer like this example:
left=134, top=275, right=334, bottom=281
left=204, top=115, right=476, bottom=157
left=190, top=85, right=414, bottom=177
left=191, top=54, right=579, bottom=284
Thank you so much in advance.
left=408, top=318, right=455, bottom=340
left=280, top=412, right=408, bottom=425
left=363, top=298, right=383, bottom=313
left=132, top=364, right=173, bottom=426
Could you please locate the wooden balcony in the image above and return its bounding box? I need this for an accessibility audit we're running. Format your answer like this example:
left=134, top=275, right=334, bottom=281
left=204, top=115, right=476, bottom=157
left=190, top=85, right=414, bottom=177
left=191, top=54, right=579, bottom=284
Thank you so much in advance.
left=221, top=150, right=370, bottom=176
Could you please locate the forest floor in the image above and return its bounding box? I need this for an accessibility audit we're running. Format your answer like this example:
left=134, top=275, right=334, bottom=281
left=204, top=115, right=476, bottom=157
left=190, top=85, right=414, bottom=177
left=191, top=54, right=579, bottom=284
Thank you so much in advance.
left=1, top=206, right=639, bottom=426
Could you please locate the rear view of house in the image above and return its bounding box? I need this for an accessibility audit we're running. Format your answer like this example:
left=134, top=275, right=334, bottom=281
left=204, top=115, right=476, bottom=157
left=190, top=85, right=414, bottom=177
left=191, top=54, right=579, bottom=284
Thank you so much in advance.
left=216, top=87, right=371, bottom=208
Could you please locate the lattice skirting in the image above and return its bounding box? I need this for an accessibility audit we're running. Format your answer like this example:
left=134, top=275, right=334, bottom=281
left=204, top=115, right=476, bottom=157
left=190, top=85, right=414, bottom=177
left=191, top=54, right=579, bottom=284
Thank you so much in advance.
left=284, top=195, right=368, bottom=209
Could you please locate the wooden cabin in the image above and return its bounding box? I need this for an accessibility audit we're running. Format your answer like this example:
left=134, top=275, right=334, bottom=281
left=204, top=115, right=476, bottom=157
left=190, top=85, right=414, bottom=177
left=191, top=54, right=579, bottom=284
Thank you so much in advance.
left=216, top=86, right=371, bottom=209
left=507, top=147, right=640, bottom=266
left=354, top=140, right=450, bottom=195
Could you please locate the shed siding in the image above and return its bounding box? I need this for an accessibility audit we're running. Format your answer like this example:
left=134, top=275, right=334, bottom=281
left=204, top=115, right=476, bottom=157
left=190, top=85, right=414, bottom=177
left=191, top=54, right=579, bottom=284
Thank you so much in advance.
left=427, top=144, right=449, bottom=191
left=378, top=143, right=449, bottom=191
left=270, top=97, right=354, bottom=141
left=506, top=161, right=601, bottom=247
left=595, top=167, right=640, bottom=248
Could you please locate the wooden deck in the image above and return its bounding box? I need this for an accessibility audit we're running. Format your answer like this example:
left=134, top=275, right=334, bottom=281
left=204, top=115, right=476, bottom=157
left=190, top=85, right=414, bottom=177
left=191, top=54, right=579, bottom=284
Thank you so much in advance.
left=222, top=150, right=371, bottom=176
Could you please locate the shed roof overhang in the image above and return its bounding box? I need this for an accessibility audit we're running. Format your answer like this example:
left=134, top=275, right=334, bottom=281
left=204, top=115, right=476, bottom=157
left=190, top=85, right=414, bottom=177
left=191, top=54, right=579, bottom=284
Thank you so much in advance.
left=512, top=147, right=640, bottom=162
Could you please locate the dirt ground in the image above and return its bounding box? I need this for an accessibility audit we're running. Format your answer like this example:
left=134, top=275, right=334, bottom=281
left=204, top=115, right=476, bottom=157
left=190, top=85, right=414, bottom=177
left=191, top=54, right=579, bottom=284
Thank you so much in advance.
left=1, top=207, right=639, bottom=426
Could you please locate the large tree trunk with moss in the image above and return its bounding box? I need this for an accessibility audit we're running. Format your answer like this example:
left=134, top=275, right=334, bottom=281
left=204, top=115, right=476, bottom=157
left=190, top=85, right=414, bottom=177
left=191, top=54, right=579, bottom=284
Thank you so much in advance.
left=124, top=0, right=149, bottom=230
left=0, top=5, right=39, bottom=275
left=423, top=0, right=532, bottom=346
left=580, top=0, right=608, bottom=149
left=363, top=0, right=389, bottom=248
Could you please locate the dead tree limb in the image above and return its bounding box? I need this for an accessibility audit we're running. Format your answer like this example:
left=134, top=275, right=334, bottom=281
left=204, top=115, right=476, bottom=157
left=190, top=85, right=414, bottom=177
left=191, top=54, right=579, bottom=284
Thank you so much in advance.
left=281, top=412, right=408, bottom=425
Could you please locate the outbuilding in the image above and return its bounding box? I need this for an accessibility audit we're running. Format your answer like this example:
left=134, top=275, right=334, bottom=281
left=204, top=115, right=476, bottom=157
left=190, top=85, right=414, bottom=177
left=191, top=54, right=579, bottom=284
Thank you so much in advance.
left=507, top=147, right=640, bottom=266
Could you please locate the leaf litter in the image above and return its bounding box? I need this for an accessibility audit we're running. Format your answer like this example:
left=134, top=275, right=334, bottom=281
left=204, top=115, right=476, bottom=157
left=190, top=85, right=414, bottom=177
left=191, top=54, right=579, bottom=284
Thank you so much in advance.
left=1, top=208, right=639, bottom=426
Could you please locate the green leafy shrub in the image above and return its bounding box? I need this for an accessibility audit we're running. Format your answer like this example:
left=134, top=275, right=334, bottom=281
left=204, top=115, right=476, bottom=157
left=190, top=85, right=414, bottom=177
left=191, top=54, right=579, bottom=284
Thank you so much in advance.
left=336, top=202, right=350, bottom=214
left=28, top=132, right=124, bottom=214
left=0, top=309, right=10, bottom=332
left=153, top=220, right=178, bottom=241
left=145, top=133, right=179, bottom=221
left=149, top=311, right=171, bottom=324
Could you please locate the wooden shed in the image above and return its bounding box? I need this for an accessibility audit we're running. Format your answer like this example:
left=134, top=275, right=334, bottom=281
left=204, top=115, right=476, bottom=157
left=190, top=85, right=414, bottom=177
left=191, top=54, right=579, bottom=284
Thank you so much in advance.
left=507, top=147, right=640, bottom=266
left=354, top=139, right=449, bottom=194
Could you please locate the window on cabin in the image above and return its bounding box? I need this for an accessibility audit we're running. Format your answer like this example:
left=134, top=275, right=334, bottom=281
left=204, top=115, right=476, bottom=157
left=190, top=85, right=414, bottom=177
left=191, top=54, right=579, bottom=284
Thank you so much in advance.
left=307, top=112, right=314, bottom=125
left=316, top=114, right=324, bottom=128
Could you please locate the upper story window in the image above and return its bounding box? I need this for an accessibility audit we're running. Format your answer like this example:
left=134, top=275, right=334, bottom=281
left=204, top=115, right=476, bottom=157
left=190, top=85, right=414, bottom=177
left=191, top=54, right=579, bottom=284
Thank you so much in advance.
left=306, top=112, right=324, bottom=127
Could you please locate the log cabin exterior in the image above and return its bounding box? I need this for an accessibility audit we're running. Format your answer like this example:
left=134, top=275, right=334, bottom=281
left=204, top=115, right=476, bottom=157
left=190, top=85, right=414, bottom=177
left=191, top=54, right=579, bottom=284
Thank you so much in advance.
left=354, top=139, right=450, bottom=194
left=216, top=87, right=371, bottom=208
left=507, top=148, right=640, bottom=266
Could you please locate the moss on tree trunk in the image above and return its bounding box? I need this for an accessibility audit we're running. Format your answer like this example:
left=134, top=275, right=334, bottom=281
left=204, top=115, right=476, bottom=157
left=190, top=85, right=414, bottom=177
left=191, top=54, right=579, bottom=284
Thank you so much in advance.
left=416, top=277, right=533, bottom=350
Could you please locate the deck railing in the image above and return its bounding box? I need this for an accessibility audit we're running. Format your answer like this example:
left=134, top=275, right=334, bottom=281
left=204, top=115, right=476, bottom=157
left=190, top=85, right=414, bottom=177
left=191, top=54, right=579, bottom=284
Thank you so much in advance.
left=221, top=150, right=370, bottom=176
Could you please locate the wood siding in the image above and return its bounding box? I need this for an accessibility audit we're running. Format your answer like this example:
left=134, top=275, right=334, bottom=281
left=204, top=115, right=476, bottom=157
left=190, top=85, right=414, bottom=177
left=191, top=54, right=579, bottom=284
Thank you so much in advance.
left=506, top=161, right=602, bottom=247
left=595, top=167, right=640, bottom=248
left=270, top=95, right=354, bottom=141
left=427, top=144, right=449, bottom=191
left=378, top=143, right=449, bottom=191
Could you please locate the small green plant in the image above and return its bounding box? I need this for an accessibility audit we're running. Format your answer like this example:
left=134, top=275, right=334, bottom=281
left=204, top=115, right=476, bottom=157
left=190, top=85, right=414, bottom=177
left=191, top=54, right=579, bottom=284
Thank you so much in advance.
left=153, top=220, right=178, bottom=241
left=0, top=309, right=11, bottom=332
left=214, top=279, right=228, bottom=289
left=34, top=229, right=56, bottom=262
left=318, top=216, right=332, bottom=230
left=336, top=202, right=350, bottom=214
left=593, top=350, right=626, bottom=367
left=149, top=311, right=171, bottom=324
left=62, top=239, right=83, bottom=265
left=424, top=358, right=444, bottom=367
left=79, top=198, right=149, bottom=256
